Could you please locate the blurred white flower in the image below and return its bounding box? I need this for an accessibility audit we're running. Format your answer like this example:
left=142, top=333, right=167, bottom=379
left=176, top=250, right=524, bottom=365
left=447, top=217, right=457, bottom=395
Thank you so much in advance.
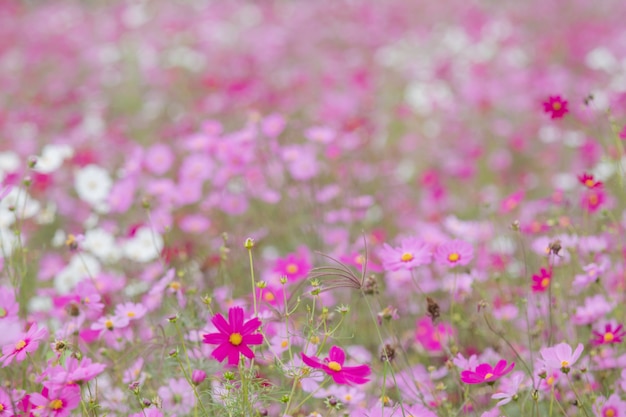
left=123, top=227, right=163, bottom=263
left=75, top=165, right=112, bottom=207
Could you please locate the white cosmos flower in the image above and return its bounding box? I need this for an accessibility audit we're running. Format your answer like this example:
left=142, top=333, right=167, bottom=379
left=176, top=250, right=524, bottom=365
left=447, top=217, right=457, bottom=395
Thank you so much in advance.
left=0, top=151, right=20, bottom=182
left=75, top=165, right=113, bottom=207
left=33, top=144, right=74, bottom=174
left=123, top=227, right=163, bottom=263
left=83, top=228, right=121, bottom=262
left=0, top=226, right=22, bottom=257
left=54, top=253, right=101, bottom=294
left=0, top=187, right=41, bottom=228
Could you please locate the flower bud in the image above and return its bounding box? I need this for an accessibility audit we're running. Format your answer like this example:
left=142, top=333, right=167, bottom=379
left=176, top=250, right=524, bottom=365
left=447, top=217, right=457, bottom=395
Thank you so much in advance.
left=192, top=369, right=207, bottom=386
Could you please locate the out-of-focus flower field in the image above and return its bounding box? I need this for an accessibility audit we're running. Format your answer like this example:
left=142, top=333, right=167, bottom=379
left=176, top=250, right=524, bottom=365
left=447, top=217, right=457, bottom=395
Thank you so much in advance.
left=2, top=0, right=626, bottom=416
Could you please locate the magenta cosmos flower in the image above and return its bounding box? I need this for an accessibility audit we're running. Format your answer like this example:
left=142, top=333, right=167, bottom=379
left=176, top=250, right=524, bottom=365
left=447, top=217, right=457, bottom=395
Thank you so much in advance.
left=202, top=307, right=263, bottom=366
left=301, top=345, right=370, bottom=385
left=592, top=322, right=626, bottom=346
left=434, top=240, right=473, bottom=267
left=540, top=342, right=584, bottom=373
left=379, top=237, right=432, bottom=271
left=531, top=268, right=551, bottom=293
left=29, top=384, right=81, bottom=417
left=460, top=360, right=515, bottom=385
left=1, top=323, right=48, bottom=367
left=543, top=95, right=568, bottom=119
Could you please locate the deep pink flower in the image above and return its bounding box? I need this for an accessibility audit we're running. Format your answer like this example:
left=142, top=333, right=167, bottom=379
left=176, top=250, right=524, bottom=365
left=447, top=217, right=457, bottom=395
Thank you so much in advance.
left=531, top=268, right=551, bottom=293
left=379, top=237, right=432, bottom=271
left=1, top=323, right=48, bottom=367
left=594, top=394, right=626, bottom=417
left=540, top=342, right=584, bottom=373
left=591, top=322, right=626, bottom=346
left=543, top=96, right=568, bottom=119
left=578, top=173, right=603, bottom=189
left=460, top=360, right=515, bottom=385
left=581, top=189, right=605, bottom=212
left=434, top=240, right=473, bottom=267
left=301, top=345, right=370, bottom=385
left=202, top=307, right=263, bottom=365
left=273, top=250, right=311, bottom=281
left=29, top=385, right=80, bottom=417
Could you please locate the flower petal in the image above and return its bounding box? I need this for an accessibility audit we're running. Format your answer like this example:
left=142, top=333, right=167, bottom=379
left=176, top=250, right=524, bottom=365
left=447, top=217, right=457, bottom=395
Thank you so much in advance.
left=228, top=307, right=244, bottom=332
left=203, top=332, right=228, bottom=345
left=328, top=346, right=345, bottom=365
left=242, top=334, right=264, bottom=346
left=240, top=317, right=262, bottom=336
left=211, top=313, right=231, bottom=334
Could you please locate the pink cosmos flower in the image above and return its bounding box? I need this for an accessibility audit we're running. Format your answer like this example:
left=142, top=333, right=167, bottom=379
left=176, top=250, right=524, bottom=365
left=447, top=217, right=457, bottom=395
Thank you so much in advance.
left=91, top=315, right=130, bottom=333
left=48, top=356, right=106, bottom=385
left=202, top=306, right=263, bottom=366
left=0, top=287, right=18, bottom=321
left=301, top=345, right=370, bottom=385
left=273, top=249, right=311, bottom=281
left=593, top=394, right=626, bottom=417
left=379, top=237, right=432, bottom=271
left=581, top=189, right=605, bottom=212
left=499, top=191, right=524, bottom=213
left=491, top=371, right=526, bottom=406
left=539, top=342, right=584, bottom=373
left=460, top=360, right=515, bottom=385
left=29, top=384, right=81, bottom=417
left=415, top=317, right=455, bottom=352
left=114, top=302, right=147, bottom=322
left=543, top=96, right=568, bottom=119
left=1, top=323, right=48, bottom=367
left=578, top=173, right=603, bottom=189
left=591, top=322, right=626, bottom=346
left=531, top=268, right=551, bottom=293
left=434, top=240, right=473, bottom=267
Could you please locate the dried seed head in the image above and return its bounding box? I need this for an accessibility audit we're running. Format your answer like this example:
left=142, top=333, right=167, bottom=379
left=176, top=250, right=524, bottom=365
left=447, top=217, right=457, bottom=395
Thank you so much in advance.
left=426, top=297, right=440, bottom=322
left=363, top=275, right=378, bottom=295
left=380, top=344, right=396, bottom=363
left=548, top=240, right=562, bottom=256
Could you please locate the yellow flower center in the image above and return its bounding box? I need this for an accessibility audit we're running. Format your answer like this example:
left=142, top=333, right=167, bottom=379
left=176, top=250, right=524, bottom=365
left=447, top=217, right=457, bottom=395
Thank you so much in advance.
left=83, top=297, right=90, bottom=304
left=400, top=252, right=414, bottom=262
left=344, top=394, right=352, bottom=401
left=286, top=263, right=299, bottom=274
left=605, top=407, right=616, bottom=417
left=281, top=340, right=288, bottom=348
left=354, top=255, right=364, bottom=265
left=448, top=253, right=460, bottom=262
left=50, top=399, right=63, bottom=410
left=105, top=320, right=114, bottom=330
left=327, top=361, right=342, bottom=372
left=229, top=333, right=243, bottom=346
left=561, top=360, right=569, bottom=367
left=0, top=307, right=7, bottom=318
left=541, top=278, right=550, bottom=288
left=15, top=340, right=26, bottom=350
left=0, top=404, right=4, bottom=411
left=589, top=194, right=599, bottom=205
left=127, top=311, right=136, bottom=318
left=547, top=376, right=555, bottom=386
left=65, top=234, right=76, bottom=246
left=484, top=373, right=494, bottom=380
left=604, top=332, right=615, bottom=343
left=552, top=102, right=561, bottom=110
left=584, top=179, right=594, bottom=188
left=169, top=281, right=181, bottom=291
left=264, top=292, right=275, bottom=302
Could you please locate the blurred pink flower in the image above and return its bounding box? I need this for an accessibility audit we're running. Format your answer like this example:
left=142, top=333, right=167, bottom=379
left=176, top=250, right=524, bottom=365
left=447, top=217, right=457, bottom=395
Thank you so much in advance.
left=460, top=359, right=515, bottom=385
left=379, top=238, right=432, bottom=271
left=540, top=342, right=584, bottom=373
left=301, top=345, right=370, bottom=385
left=434, top=240, right=473, bottom=267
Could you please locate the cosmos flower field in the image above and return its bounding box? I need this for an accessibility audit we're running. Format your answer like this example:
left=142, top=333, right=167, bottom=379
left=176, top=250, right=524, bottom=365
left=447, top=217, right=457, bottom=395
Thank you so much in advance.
left=2, top=0, right=626, bottom=416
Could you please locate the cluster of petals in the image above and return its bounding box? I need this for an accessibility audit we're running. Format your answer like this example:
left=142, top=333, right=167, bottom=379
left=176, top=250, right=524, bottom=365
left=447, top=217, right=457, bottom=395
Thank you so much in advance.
left=460, top=359, right=515, bottom=385
left=202, top=306, right=263, bottom=366
left=301, top=345, right=370, bottom=385
left=539, top=342, right=584, bottom=373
